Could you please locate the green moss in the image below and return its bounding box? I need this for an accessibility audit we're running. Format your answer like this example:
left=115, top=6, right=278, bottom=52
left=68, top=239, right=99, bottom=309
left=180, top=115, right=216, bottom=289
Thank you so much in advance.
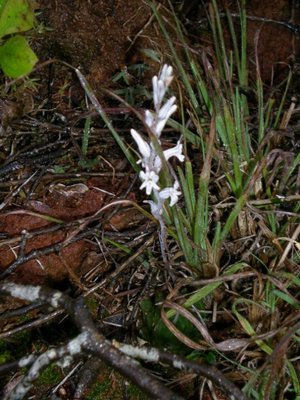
left=84, top=295, right=99, bottom=316
left=0, top=340, right=12, bottom=364
left=86, top=380, right=112, bottom=400
left=37, top=364, right=62, bottom=386
left=14, top=330, right=31, bottom=344
left=0, top=331, right=32, bottom=364
left=126, top=383, right=150, bottom=399
left=85, top=370, right=150, bottom=400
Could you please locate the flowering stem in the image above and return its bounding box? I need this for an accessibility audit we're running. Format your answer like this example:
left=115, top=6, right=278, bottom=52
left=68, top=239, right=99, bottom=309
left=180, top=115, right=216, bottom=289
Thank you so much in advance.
left=130, top=64, right=184, bottom=265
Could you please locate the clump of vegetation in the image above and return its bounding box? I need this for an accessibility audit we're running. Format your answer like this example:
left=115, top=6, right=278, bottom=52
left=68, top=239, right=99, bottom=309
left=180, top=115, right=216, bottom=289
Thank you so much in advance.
left=137, top=1, right=300, bottom=398
left=103, top=0, right=300, bottom=397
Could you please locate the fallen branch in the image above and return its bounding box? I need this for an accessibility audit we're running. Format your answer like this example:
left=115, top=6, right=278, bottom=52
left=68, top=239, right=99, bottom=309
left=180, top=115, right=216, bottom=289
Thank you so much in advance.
left=0, top=282, right=247, bottom=400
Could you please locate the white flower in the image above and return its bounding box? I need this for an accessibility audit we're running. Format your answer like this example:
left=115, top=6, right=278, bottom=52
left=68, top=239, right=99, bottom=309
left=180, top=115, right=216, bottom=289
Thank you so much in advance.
left=159, top=64, right=173, bottom=87
left=145, top=99, right=177, bottom=138
left=131, top=129, right=151, bottom=160
left=139, top=170, right=160, bottom=195
left=159, top=181, right=181, bottom=207
left=145, top=110, right=154, bottom=129
left=158, top=96, right=177, bottom=120
left=155, top=98, right=177, bottom=137
left=153, top=141, right=184, bottom=171
left=163, top=141, right=184, bottom=163
left=152, top=64, right=174, bottom=110
left=152, top=77, right=165, bottom=110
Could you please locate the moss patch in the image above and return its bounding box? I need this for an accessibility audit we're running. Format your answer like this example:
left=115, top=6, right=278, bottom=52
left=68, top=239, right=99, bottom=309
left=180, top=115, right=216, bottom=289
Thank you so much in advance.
left=86, top=369, right=150, bottom=400
left=37, top=364, right=62, bottom=386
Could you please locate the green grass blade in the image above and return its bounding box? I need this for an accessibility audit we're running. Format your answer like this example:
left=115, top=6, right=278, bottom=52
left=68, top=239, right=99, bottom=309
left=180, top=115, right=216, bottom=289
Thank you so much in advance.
left=75, top=68, right=138, bottom=170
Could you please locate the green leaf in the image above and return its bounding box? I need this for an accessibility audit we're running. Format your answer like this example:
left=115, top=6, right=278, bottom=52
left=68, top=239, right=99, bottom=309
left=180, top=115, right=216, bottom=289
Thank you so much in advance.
left=140, top=48, right=161, bottom=63
left=272, top=289, right=300, bottom=309
left=0, top=35, right=37, bottom=77
left=139, top=295, right=200, bottom=353
left=0, top=0, right=35, bottom=38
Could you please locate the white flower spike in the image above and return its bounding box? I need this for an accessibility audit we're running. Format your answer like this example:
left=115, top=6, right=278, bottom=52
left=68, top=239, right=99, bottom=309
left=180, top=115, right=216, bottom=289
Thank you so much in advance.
left=130, top=64, right=183, bottom=262
left=131, top=64, right=182, bottom=224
